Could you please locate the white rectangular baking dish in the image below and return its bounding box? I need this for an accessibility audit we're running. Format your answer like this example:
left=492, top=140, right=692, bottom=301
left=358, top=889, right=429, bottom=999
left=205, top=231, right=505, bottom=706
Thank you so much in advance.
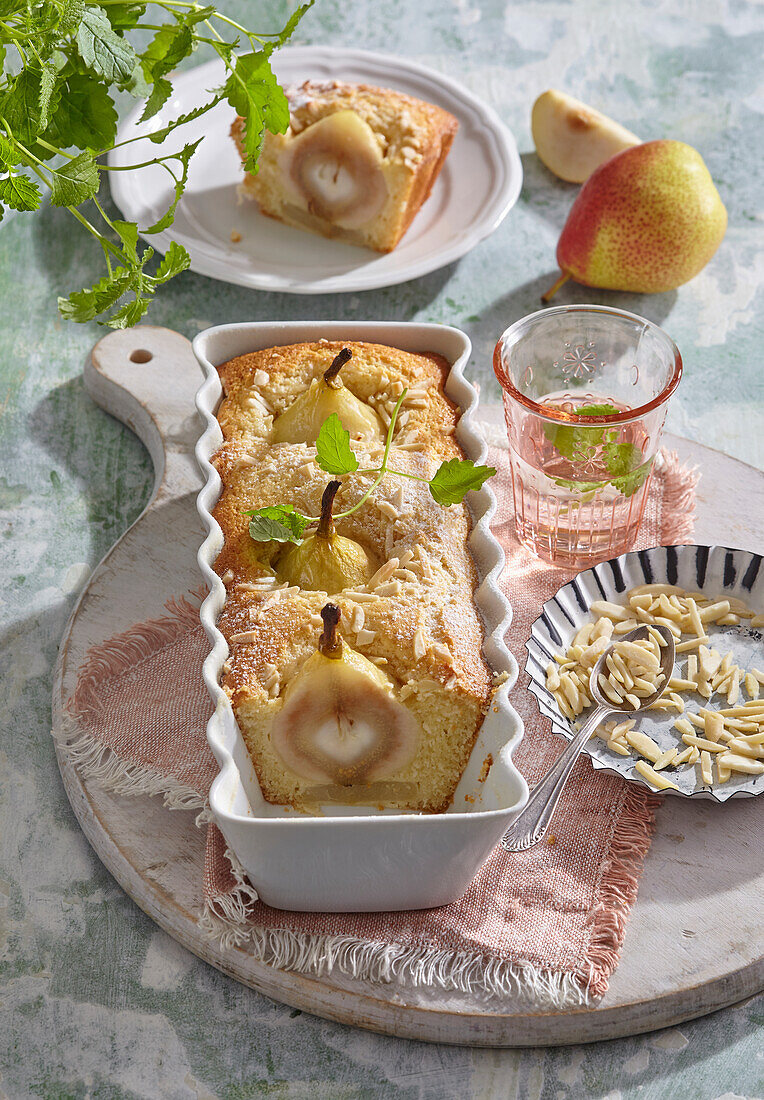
left=194, top=321, right=527, bottom=911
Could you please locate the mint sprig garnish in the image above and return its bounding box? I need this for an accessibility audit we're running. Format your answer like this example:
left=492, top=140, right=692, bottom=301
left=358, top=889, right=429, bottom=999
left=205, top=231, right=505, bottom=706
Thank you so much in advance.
left=0, top=0, right=314, bottom=326
left=315, top=413, right=360, bottom=476
left=245, top=504, right=311, bottom=545
left=247, top=390, right=496, bottom=544
left=544, top=403, right=652, bottom=498
left=429, top=458, right=495, bottom=505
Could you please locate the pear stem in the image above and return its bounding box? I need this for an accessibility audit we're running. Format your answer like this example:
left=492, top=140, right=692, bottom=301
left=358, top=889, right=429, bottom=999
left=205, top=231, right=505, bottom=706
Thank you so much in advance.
left=317, top=480, right=341, bottom=540
left=541, top=270, right=571, bottom=304
left=323, top=347, right=352, bottom=387
left=319, top=603, right=342, bottom=659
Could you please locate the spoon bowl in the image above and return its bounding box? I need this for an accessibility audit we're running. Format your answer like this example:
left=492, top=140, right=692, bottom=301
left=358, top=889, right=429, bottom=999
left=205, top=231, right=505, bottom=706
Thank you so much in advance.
left=501, top=624, right=676, bottom=852
left=588, top=623, right=676, bottom=712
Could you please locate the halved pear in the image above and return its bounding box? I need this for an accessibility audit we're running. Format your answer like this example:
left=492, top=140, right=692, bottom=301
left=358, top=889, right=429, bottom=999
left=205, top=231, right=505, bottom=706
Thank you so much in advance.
left=281, top=109, right=389, bottom=229
left=276, top=480, right=374, bottom=594
left=271, top=347, right=383, bottom=445
left=271, top=604, right=420, bottom=785
left=532, top=90, right=640, bottom=183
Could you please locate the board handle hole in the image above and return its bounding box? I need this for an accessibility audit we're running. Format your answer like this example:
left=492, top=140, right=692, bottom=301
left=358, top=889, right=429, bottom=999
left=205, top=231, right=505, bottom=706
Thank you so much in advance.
left=130, top=349, right=153, bottom=364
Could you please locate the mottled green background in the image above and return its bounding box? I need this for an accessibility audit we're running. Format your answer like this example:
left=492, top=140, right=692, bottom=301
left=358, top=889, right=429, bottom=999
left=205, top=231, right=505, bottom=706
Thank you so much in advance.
left=1, top=0, right=762, bottom=1096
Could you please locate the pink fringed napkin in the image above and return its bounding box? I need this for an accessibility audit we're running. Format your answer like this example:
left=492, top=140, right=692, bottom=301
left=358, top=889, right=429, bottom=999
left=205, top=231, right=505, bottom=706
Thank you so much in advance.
left=63, top=443, right=697, bottom=1007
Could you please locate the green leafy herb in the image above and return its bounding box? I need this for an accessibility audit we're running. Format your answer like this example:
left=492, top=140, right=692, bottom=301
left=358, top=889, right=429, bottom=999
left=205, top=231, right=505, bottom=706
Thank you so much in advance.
left=611, top=456, right=653, bottom=497
left=49, top=150, right=100, bottom=206
left=429, top=458, right=496, bottom=505
left=246, top=391, right=496, bottom=545
left=544, top=403, right=651, bottom=498
left=0, top=0, right=314, bottom=325
left=0, top=172, right=41, bottom=211
left=543, top=403, right=620, bottom=463
left=245, top=504, right=311, bottom=545
left=76, top=6, right=137, bottom=83
left=46, top=74, right=118, bottom=150
left=315, top=413, right=360, bottom=476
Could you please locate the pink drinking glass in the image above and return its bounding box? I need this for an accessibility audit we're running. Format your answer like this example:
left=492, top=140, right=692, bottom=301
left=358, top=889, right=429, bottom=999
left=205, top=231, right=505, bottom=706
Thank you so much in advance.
left=493, top=305, right=683, bottom=568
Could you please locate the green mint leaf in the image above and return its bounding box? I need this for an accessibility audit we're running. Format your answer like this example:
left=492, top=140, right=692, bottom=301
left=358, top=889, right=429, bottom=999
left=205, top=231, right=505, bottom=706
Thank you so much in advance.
left=38, top=64, right=58, bottom=131
left=272, top=1, right=316, bottom=46
left=182, top=5, right=216, bottom=27
left=104, top=2, right=146, bottom=33
left=429, top=459, right=496, bottom=506
left=315, top=413, right=359, bottom=475
left=602, top=436, right=641, bottom=478
left=46, top=74, right=118, bottom=149
left=75, top=5, right=137, bottom=83
left=139, top=75, right=172, bottom=123
left=143, top=139, right=201, bottom=233
left=153, top=241, right=190, bottom=283
left=146, top=94, right=224, bottom=144
left=112, top=219, right=138, bottom=257
left=552, top=476, right=604, bottom=494
left=246, top=505, right=311, bottom=544
left=543, top=403, right=620, bottom=462
left=1, top=69, right=45, bottom=145
left=0, top=174, right=41, bottom=212
left=224, top=49, right=290, bottom=172
left=141, top=22, right=193, bottom=84
left=104, top=295, right=151, bottom=329
left=601, top=434, right=651, bottom=497
left=574, top=404, right=621, bottom=417
left=50, top=150, right=99, bottom=206
left=612, top=456, right=653, bottom=498
left=58, top=267, right=132, bottom=323
left=59, top=0, right=86, bottom=33
left=124, top=62, right=151, bottom=100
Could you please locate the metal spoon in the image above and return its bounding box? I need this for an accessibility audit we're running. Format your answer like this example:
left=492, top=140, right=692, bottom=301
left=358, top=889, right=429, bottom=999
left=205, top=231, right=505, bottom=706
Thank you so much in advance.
left=501, top=624, right=676, bottom=853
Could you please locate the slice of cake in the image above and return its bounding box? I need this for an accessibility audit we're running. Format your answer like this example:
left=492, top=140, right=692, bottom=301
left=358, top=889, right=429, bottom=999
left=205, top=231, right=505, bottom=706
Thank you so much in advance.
left=231, top=80, right=458, bottom=252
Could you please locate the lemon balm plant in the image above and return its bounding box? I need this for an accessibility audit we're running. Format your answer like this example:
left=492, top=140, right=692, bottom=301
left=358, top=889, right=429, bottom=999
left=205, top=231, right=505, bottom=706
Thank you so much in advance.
left=0, top=0, right=313, bottom=326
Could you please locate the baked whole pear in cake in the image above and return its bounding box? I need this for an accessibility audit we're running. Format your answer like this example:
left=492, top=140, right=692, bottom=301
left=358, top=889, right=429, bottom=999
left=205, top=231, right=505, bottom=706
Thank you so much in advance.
left=211, top=340, right=496, bottom=814
left=231, top=80, right=458, bottom=252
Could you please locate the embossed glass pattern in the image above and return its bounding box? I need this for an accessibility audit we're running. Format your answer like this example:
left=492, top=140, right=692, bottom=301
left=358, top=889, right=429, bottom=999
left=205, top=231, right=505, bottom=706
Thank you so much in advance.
left=494, top=306, right=682, bottom=567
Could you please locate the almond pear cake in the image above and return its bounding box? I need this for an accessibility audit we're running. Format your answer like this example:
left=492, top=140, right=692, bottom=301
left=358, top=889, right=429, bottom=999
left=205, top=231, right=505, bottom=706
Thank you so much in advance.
left=210, top=340, right=496, bottom=814
left=231, top=80, right=458, bottom=252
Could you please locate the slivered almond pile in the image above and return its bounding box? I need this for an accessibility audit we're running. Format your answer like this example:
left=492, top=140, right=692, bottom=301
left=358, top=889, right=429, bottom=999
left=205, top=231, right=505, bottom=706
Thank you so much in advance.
left=545, top=583, right=764, bottom=791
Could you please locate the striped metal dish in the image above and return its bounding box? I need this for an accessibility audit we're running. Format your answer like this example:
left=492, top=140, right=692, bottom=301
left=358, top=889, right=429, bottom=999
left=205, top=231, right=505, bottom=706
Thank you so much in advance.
left=526, top=544, right=763, bottom=802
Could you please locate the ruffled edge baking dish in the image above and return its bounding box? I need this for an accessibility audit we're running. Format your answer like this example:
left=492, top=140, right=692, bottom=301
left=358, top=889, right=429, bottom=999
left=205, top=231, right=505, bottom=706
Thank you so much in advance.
left=194, top=321, right=527, bottom=911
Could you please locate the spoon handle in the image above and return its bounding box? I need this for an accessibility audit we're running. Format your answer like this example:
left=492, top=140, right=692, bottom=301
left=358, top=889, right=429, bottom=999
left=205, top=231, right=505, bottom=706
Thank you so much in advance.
left=500, top=705, right=611, bottom=853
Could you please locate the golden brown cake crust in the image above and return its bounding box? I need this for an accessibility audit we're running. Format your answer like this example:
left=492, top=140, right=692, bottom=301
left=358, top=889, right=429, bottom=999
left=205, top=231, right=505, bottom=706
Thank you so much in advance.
left=231, top=79, right=458, bottom=252
left=211, top=340, right=493, bottom=814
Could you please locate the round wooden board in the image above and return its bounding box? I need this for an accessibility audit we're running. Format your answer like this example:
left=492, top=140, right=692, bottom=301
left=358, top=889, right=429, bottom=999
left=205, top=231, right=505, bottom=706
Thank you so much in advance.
left=52, top=326, right=764, bottom=1047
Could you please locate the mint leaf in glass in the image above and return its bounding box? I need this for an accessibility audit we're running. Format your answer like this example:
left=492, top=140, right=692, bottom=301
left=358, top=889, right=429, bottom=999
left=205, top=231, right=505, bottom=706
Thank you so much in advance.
left=543, top=403, right=620, bottom=463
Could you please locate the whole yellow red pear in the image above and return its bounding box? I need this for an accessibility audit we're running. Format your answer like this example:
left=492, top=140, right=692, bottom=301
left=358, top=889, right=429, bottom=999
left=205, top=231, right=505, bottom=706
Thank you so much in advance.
left=544, top=140, right=727, bottom=299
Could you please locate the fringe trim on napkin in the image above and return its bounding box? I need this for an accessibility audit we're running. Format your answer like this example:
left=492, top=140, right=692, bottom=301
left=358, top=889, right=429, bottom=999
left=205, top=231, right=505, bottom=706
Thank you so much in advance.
left=66, top=592, right=203, bottom=719
left=577, top=783, right=661, bottom=999
left=55, top=591, right=207, bottom=811
left=198, top=906, right=592, bottom=1009
left=198, top=784, right=661, bottom=1008
left=54, top=712, right=207, bottom=810
left=656, top=450, right=699, bottom=547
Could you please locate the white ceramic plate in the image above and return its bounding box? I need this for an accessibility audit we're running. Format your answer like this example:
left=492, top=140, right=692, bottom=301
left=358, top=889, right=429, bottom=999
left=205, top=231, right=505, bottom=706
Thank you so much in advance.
left=193, top=321, right=528, bottom=912
left=526, top=544, right=764, bottom=803
left=108, top=47, right=522, bottom=294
